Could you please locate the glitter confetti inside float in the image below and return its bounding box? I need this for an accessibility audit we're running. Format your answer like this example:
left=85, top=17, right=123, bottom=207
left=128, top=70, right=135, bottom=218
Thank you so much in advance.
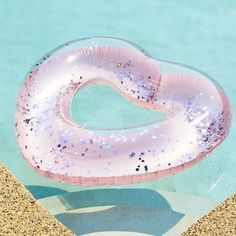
left=15, top=37, right=232, bottom=185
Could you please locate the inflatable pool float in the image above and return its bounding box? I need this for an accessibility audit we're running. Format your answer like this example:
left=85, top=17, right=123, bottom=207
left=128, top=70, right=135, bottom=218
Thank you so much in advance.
left=15, top=37, right=232, bottom=185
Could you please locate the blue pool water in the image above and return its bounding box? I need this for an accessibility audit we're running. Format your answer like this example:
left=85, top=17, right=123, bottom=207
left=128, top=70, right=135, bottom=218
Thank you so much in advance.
left=0, top=0, right=235, bottom=205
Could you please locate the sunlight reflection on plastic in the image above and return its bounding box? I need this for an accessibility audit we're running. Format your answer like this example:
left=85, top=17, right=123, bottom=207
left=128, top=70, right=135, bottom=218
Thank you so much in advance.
left=15, top=37, right=232, bottom=185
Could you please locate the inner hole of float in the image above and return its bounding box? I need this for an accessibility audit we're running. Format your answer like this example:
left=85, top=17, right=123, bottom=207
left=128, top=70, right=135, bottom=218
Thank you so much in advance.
left=71, top=84, right=165, bottom=130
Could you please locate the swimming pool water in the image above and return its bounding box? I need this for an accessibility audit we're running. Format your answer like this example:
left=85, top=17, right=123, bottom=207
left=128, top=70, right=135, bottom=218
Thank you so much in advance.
left=0, top=0, right=235, bottom=203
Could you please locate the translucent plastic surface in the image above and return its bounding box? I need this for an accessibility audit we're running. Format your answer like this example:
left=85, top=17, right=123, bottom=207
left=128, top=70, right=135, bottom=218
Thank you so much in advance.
left=15, top=38, right=232, bottom=185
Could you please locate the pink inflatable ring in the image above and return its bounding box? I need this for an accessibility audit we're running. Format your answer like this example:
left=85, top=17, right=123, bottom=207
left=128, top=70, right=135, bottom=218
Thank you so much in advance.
left=15, top=37, right=232, bottom=185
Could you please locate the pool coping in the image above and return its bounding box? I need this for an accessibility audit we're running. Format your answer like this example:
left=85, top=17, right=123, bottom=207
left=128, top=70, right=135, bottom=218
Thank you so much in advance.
left=182, top=192, right=236, bottom=235
left=0, top=164, right=75, bottom=236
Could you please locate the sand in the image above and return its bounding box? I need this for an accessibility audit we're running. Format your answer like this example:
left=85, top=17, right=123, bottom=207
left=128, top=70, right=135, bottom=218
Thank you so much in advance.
left=182, top=193, right=236, bottom=235
left=0, top=164, right=74, bottom=236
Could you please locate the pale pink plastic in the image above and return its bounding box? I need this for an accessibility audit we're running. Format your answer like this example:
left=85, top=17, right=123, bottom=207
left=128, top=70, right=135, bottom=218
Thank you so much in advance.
left=15, top=38, right=232, bottom=185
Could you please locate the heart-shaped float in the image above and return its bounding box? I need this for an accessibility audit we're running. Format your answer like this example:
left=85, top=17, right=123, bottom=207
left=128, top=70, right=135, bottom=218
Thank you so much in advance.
left=15, top=37, right=232, bottom=185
